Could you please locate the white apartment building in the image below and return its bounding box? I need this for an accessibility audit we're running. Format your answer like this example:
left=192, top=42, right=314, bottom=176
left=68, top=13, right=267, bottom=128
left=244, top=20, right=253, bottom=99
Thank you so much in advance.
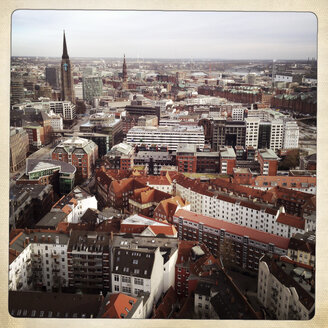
left=9, top=231, right=70, bottom=292
left=245, top=117, right=260, bottom=149
left=48, top=110, right=64, bottom=130
left=270, top=119, right=284, bottom=151
left=175, top=176, right=310, bottom=238
left=257, top=255, right=314, bottom=320
left=232, top=107, right=245, bottom=121
left=49, top=101, right=76, bottom=120
left=52, top=186, right=98, bottom=224
left=126, top=125, right=205, bottom=151
left=283, top=121, right=299, bottom=149
left=111, top=248, right=164, bottom=318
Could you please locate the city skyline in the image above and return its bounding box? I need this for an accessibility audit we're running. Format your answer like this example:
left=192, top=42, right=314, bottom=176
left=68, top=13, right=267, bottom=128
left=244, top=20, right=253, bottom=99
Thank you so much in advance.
left=12, top=10, right=317, bottom=60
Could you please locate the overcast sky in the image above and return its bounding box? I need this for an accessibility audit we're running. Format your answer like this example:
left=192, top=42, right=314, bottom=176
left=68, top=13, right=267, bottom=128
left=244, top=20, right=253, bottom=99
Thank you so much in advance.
left=11, top=10, right=317, bottom=60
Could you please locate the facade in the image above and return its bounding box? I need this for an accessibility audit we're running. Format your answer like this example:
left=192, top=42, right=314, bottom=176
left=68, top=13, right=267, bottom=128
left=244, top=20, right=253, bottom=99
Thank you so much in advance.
left=287, top=231, right=315, bottom=267
left=219, top=146, right=236, bottom=174
left=283, top=121, right=299, bottom=149
left=83, top=76, right=103, bottom=103
left=60, top=32, right=75, bottom=104
left=232, top=107, right=245, bottom=121
left=173, top=209, right=289, bottom=272
left=9, top=230, right=70, bottom=292
left=67, top=231, right=111, bottom=292
left=49, top=101, right=76, bottom=120
left=48, top=111, right=64, bottom=130
left=258, top=121, right=271, bottom=149
left=176, top=144, right=197, bottom=173
left=126, top=125, right=205, bottom=151
left=174, top=176, right=309, bottom=238
left=45, top=67, right=60, bottom=89
left=270, top=120, right=284, bottom=151
left=245, top=117, right=260, bottom=149
left=52, top=137, right=98, bottom=180
left=257, top=255, right=315, bottom=320
left=10, top=127, right=29, bottom=172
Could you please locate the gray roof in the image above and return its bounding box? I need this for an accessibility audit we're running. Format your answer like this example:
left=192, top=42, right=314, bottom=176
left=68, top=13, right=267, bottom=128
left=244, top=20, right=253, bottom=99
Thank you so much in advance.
left=26, top=158, right=76, bottom=175
left=10, top=184, right=53, bottom=201
left=35, top=211, right=68, bottom=229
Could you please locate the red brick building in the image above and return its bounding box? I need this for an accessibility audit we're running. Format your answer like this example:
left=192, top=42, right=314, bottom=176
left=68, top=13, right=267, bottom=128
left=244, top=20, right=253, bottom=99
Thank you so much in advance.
left=219, top=147, right=236, bottom=175
left=52, top=137, right=98, bottom=181
left=257, top=149, right=279, bottom=176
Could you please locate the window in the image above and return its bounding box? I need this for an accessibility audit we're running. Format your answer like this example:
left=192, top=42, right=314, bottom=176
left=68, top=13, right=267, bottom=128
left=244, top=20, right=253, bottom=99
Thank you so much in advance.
left=114, top=275, right=119, bottom=282
left=134, top=278, right=143, bottom=285
left=114, top=285, right=119, bottom=291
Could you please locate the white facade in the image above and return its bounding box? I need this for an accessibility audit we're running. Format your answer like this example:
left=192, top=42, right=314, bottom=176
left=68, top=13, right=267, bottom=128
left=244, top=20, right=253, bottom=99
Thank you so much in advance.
left=48, top=110, right=64, bottom=130
left=9, top=233, right=69, bottom=292
left=175, top=180, right=307, bottom=238
left=274, top=75, right=293, bottom=83
left=270, top=120, right=284, bottom=151
left=232, top=107, right=245, bottom=121
left=111, top=248, right=164, bottom=318
left=283, top=121, right=299, bottom=149
left=49, top=101, right=76, bottom=120
left=257, top=257, right=314, bottom=320
left=245, top=117, right=260, bottom=149
left=126, top=125, right=205, bottom=151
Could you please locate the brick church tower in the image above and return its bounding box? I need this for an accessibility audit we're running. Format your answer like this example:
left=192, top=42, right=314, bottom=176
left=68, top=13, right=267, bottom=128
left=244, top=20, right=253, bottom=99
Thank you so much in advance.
left=61, top=31, right=75, bottom=103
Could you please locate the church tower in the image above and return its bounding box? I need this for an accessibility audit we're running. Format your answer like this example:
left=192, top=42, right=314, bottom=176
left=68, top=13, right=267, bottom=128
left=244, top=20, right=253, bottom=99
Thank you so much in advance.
left=61, top=31, right=75, bottom=103
left=122, top=54, right=127, bottom=82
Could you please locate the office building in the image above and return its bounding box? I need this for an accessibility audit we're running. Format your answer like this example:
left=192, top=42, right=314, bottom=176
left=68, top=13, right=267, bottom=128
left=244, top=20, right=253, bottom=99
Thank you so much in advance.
left=82, top=76, right=103, bottom=103
left=245, top=117, right=260, bottom=149
left=10, top=127, right=29, bottom=172
left=126, top=125, right=205, bottom=151
left=45, top=67, right=60, bottom=89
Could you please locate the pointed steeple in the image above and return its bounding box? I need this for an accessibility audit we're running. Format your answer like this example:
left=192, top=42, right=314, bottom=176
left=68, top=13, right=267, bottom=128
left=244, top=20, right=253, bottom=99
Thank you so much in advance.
left=62, top=30, right=69, bottom=59
left=122, top=54, right=127, bottom=82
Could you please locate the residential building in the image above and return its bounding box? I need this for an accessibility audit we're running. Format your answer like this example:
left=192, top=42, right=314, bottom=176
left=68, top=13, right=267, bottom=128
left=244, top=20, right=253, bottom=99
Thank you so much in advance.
left=99, top=293, right=145, bottom=318
left=176, top=144, right=197, bottom=173
left=67, top=230, right=111, bottom=292
left=128, top=186, right=172, bottom=217
left=257, top=255, right=315, bottom=320
left=52, top=137, right=98, bottom=180
left=287, top=231, right=315, bottom=267
left=51, top=186, right=98, bottom=224
left=9, top=230, right=70, bottom=292
left=173, top=209, right=289, bottom=272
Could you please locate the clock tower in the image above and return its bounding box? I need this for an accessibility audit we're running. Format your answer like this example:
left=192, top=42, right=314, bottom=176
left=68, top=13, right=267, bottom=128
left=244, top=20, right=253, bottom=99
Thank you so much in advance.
left=60, top=31, right=75, bottom=103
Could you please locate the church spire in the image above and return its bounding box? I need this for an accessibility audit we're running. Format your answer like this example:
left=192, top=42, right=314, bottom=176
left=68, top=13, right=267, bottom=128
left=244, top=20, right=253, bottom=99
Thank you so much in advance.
left=62, top=30, right=69, bottom=59
left=122, top=54, right=127, bottom=82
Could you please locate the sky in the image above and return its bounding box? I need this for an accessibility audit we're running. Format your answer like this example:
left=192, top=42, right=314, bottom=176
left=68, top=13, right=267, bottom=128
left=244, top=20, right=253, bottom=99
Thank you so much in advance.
left=11, top=10, right=317, bottom=60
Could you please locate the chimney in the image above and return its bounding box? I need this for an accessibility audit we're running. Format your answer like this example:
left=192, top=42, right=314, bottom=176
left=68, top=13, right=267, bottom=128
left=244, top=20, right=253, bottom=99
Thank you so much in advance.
left=33, top=235, right=37, bottom=243
left=48, top=235, right=51, bottom=243
left=42, top=235, right=45, bottom=242
left=56, top=236, right=59, bottom=244
left=25, top=237, right=30, bottom=245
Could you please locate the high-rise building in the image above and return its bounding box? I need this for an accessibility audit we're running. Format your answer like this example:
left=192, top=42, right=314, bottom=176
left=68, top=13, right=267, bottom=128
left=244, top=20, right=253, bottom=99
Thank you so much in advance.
left=60, top=31, right=75, bottom=104
left=45, top=67, right=60, bottom=89
left=283, top=121, right=299, bottom=149
left=258, top=121, right=271, bottom=149
left=10, top=127, right=29, bottom=172
left=82, top=76, right=103, bottom=103
left=11, top=77, right=25, bottom=105
left=270, top=119, right=284, bottom=151
left=245, top=117, right=260, bottom=149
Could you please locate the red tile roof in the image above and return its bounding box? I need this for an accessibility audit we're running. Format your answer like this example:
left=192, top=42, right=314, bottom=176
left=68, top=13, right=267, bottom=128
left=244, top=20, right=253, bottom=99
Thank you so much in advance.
left=276, top=213, right=305, bottom=230
left=174, top=209, right=290, bottom=250
left=148, top=225, right=177, bottom=236
left=101, top=293, right=138, bottom=318
left=153, top=286, right=178, bottom=318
